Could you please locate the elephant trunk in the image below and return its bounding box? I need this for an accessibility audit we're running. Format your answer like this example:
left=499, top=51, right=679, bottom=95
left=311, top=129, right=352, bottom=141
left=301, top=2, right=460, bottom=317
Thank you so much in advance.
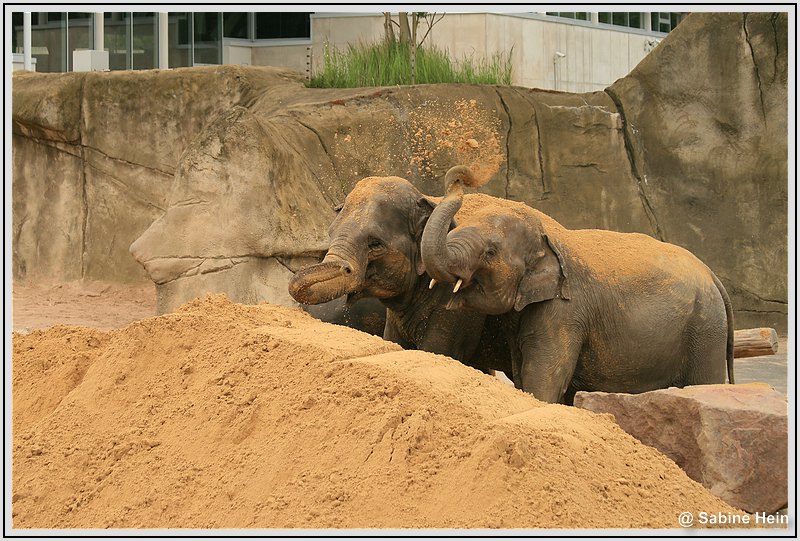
left=288, top=236, right=366, bottom=305
left=420, top=166, right=474, bottom=284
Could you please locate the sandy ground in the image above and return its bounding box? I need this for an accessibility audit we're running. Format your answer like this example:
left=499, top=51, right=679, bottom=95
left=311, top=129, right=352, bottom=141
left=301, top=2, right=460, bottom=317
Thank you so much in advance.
left=11, top=280, right=157, bottom=332
left=12, top=294, right=745, bottom=529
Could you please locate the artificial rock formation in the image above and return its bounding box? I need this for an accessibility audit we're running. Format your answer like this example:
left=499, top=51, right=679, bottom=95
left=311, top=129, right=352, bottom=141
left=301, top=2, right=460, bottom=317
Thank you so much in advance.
left=574, top=383, right=788, bottom=514
left=11, top=12, right=788, bottom=329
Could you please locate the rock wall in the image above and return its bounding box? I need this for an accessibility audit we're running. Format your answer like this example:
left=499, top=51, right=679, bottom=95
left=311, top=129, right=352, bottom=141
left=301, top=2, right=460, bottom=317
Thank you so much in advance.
left=11, top=12, right=788, bottom=331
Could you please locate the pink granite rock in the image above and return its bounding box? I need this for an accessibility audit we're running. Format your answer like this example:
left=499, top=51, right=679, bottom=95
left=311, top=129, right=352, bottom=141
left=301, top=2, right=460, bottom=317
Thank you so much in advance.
left=574, top=383, right=788, bottom=513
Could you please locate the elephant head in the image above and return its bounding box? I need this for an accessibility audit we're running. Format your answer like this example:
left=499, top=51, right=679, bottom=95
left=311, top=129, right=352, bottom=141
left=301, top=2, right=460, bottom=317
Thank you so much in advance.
left=288, top=176, right=435, bottom=306
left=420, top=165, right=568, bottom=315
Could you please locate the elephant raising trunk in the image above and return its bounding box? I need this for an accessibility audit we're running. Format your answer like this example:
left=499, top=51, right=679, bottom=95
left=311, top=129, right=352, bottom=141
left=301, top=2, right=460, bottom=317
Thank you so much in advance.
left=420, top=165, right=482, bottom=292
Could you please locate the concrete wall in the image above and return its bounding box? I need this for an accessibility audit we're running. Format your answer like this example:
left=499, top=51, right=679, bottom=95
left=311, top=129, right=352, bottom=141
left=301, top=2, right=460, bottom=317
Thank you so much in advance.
left=300, top=13, right=662, bottom=91
left=250, top=43, right=310, bottom=77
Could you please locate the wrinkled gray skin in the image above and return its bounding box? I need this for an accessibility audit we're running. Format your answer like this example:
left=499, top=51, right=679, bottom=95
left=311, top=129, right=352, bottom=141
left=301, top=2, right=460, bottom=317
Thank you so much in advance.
left=288, top=175, right=510, bottom=374
left=421, top=165, right=734, bottom=404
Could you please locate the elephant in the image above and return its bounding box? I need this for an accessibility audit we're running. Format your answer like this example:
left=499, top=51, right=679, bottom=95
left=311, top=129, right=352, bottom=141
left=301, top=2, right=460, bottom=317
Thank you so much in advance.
left=420, top=165, right=734, bottom=404
left=287, top=174, right=511, bottom=374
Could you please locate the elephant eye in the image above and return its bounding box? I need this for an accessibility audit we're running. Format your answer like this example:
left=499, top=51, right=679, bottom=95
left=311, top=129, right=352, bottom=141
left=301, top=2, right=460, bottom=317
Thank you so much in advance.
left=485, top=247, right=497, bottom=258
left=368, top=237, right=385, bottom=251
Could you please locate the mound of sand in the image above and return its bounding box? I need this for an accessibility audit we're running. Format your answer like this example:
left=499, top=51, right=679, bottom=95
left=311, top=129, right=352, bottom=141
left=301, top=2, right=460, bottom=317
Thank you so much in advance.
left=12, top=295, right=738, bottom=529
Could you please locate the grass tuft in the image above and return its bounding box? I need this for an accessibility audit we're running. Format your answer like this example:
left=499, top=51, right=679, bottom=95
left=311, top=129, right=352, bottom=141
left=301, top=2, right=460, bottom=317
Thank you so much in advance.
left=307, top=41, right=513, bottom=88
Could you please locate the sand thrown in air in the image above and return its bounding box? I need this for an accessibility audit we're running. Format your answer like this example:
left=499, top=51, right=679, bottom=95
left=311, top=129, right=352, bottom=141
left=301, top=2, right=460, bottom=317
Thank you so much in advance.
left=12, top=295, right=739, bottom=529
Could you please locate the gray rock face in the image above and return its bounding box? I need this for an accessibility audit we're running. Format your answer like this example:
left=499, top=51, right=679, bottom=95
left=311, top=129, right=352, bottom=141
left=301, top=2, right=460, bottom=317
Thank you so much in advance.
left=11, top=13, right=787, bottom=331
left=574, top=383, right=788, bottom=513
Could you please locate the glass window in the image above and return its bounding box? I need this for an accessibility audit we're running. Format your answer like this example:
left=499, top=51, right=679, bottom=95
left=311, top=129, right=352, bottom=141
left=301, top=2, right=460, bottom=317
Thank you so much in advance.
left=105, top=12, right=130, bottom=70
left=31, top=12, right=66, bottom=72
left=67, top=12, right=93, bottom=71
left=652, top=12, right=679, bottom=33
left=194, top=12, right=221, bottom=64
left=132, top=12, right=158, bottom=69
left=599, top=12, right=643, bottom=29
left=255, top=13, right=310, bottom=39
left=224, top=12, right=249, bottom=39
left=546, top=12, right=589, bottom=21
left=168, top=12, right=192, bottom=68
left=12, top=12, right=23, bottom=53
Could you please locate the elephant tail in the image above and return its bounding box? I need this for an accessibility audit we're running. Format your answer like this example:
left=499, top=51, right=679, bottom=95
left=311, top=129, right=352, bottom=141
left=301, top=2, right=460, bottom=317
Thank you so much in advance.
left=712, top=273, right=735, bottom=384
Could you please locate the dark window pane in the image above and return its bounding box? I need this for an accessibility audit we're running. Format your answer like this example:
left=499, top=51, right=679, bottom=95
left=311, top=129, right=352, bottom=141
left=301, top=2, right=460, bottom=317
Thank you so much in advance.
left=670, top=13, right=682, bottom=29
left=194, top=12, right=221, bottom=64
left=612, top=12, right=627, bottom=26
left=598, top=12, right=611, bottom=24
left=629, top=12, right=641, bottom=28
left=256, top=13, right=310, bottom=39
left=104, top=12, right=130, bottom=70
left=168, top=12, right=192, bottom=68
left=575, top=12, right=589, bottom=21
left=13, top=12, right=23, bottom=53
left=68, top=12, right=93, bottom=71
left=559, top=13, right=575, bottom=19
left=133, top=12, right=157, bottom=69
left=224, top=12, right=249, bottom=38
left=31, top=12, right=66, bottom=72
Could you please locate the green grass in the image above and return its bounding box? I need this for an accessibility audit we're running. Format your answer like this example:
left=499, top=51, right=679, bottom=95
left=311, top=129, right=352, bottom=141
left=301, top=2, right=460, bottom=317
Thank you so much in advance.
left=307, top=41, right=513, bottom=88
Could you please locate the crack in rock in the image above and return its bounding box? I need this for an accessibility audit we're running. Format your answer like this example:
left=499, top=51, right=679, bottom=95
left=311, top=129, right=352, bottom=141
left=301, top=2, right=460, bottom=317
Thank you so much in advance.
left=494, top=89, right=513, bottom=199
left=604, top=86, right=666, bottom=242
left=743, top=14, right=767, bottom=123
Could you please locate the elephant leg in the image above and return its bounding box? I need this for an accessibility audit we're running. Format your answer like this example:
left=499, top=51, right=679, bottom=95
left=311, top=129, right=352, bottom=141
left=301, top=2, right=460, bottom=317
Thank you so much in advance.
left=681, top=309, right=728, bottom=386
left=383, top=312, right=412, bottom=349
left=518, top=327, right=582, bottom=404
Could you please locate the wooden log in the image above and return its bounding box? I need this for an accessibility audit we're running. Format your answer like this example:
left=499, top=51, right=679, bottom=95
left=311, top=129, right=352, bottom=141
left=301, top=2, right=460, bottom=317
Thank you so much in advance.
left=733, top=328, right=779, bottom=358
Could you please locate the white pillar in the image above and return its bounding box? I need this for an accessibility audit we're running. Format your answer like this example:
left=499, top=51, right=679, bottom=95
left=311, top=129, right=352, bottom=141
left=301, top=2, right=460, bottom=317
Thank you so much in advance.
left=23, top=12, right=32, bottom=70
left=158, top=12, right=169, bottom=69
left=590, top=12, right=599, bottom=24
left=94, top=12, right=104, bottom=50
left=643, top=12, right=652, bottom=32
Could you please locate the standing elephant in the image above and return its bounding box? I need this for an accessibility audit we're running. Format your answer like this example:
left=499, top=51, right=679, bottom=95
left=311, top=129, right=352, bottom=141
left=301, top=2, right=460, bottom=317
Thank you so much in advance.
left=288, top=175, right=510, bottom=374
left=421, top=165, right=734, bottom=404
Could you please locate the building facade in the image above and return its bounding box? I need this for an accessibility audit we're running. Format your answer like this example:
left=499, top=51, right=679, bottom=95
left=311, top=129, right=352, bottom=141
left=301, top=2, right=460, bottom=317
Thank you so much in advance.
left=11, top=11, right=685, bottom=91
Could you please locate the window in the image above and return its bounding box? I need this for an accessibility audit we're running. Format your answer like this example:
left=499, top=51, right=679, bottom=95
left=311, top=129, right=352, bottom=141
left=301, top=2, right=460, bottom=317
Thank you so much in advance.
left=255, top=13, right=310, bottom=39
left=104, top=12, right=130, bottom=70
left=12, top=12, right=23, bottom=53
left=30, top=12, right=66, bottom=72
left=132, top=13, right=158, bottom=69
left=67, top=13, right=93, bottom=71
left=168, top=12, right=192, bottom=68
left=546, top=12, right=589, bottom=21
left=651, top=12, right=683, bottom=33
left=224, top=12, right=249, bottom=39
left=600, top=12, right=642, bottom=29
left=193, top=12, right=221, bottom=64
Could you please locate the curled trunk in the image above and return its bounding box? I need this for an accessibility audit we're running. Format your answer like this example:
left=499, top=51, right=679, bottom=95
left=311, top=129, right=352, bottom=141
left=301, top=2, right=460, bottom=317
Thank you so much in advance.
left=420, top=166, right=473, bottom=283
left=288, top=236, right=366, bottom=305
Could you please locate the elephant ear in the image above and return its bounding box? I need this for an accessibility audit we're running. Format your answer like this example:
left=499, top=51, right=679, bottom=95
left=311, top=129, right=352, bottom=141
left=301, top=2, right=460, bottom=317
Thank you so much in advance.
left=514, top=234, right=569, bottom=311
left=414, top=196, right=457, bottom=276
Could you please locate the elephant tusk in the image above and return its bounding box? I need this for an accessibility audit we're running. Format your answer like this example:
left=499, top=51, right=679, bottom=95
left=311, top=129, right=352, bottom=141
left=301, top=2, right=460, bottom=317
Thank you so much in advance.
left=453, top=279, right=463, bottom=293
left=429, top=278, right=437, bottom=289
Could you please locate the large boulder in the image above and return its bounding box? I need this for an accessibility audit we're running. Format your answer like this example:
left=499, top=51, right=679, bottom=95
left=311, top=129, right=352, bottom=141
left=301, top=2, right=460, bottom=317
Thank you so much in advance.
left=574, top=383, right=788, bottom=513
left=11, top=13, right=788, bottom=330
left=609, top=12, right=788, bottom=330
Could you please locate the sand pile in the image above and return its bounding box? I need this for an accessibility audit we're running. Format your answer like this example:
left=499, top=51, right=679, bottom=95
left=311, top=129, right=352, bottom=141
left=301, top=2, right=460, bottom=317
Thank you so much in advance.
left=12, top=295, right=738, bottom=529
